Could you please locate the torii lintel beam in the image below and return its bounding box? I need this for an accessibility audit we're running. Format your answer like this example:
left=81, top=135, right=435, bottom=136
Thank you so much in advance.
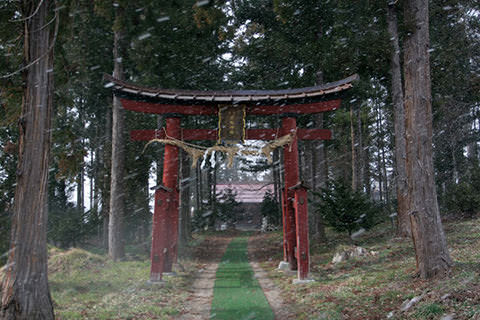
left=131, top=128, right=332, bottom=141
left=120, top=99, right=341, bottom=115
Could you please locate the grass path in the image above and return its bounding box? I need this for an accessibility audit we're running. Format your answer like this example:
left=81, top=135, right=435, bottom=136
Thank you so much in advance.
left=210, top=236, right=275, bottom=320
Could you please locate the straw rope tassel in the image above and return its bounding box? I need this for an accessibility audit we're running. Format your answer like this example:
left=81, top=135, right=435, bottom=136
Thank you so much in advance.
left=143, top=130, right=295, bottom=168
left=143, top=138, right=205, bottom=168
left=261, top=131, right=296, bottom=164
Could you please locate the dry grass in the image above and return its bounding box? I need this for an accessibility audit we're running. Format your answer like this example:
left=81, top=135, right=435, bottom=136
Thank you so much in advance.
left=249, top=216, right=480, bottom=320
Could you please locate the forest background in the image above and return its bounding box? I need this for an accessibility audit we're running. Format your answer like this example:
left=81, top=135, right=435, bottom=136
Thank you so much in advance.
left=0, top=0, right=479, bottom=290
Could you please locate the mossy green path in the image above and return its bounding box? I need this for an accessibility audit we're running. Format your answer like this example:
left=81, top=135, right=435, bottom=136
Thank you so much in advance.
left=211, top=236, right=274, bottom=320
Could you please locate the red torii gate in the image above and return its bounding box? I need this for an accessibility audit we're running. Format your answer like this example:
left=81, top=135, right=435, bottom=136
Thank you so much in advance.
left=106, top=74, right=358, bottom=281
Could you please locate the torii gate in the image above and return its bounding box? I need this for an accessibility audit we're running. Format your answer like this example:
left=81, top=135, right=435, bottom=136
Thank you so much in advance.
left=105, top=74, right=358, bottom=281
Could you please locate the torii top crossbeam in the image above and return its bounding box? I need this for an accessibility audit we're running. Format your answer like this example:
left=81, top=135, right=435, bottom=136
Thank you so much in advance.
left=104, top=73, right=358, bottom=116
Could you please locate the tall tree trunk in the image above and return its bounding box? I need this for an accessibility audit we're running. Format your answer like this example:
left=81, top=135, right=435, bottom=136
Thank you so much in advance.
left=304, top=137, right=315, bottom=189
left=357, top=111, right=365, bottom=191
left=92, top=148, right=100, bottom=214
left=77, top=166, right=84, bottom=210
left=403, top=0, right=452, bottom=278
left=179, top=150, right=191, bottom=250
left=1, top=1, right=56, bottom=318
left=311, top=72, right=328, bottom=241
left=102, top=105, right=112, bottom=250
left=199, top=162, right=203, bottom=207
left=450, top=145, right=459, bottom=183
left=466, top=116, right=478, bottom=165
left=135, top=161, right=150, bottom=244
left=350, top=105, right=358, bottom=190
left=388, top=2, right=410, bottom=237
left=195, top=163, right=201, bottom=210
left=375, top=105, right=384, bottom=202
left=90, top=151, right=94, bottom=210
left=273, top=149, right=282, bottom=222
left=207, top=156, right=213, bottom=206
left=298, top=141, right=305, bottom=182
left=273, top=149, right=279, bottom=203
left=108, top=10, right=126, bottom=261
left=380, top=133, right=391, bottom=212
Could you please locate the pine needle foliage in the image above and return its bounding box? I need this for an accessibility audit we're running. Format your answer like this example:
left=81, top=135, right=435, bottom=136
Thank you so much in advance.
left=313, top=179, right=382, bottom=236
left=260, top=191, right=281, bottom=227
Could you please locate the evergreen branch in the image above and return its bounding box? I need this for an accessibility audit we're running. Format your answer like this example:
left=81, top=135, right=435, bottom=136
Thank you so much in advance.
left=1, top=1, right=59, bottom=79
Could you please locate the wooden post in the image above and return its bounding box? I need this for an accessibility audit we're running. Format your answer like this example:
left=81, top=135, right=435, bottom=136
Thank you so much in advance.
left=162, top=116, right=181, bottom=272
left=282, top=116, right=299, bottom=270
left=281, top=189, right=288, bottom=262
left=149, top=116, right=181, bottom=281
left=150, top=186, right=171, bottom=281
left=291, top=183, right=310, bottom=280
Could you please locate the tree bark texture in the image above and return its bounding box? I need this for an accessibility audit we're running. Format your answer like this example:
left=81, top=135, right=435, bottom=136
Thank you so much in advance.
left=312, top=114, right=327, bottom=241
left=363, top=143, right=371, bottom=197
left=179, top=150, right=192, bottom=250
left=403, top=0, right=452, bottom=278
left=350, top=105, right=358, bottom=190
left=195, top=164, right=201, bottom=210
left=108, top=14, right=126, bottom=261
left=312, top=73, right=328, bottom=241
left=375, top=105, right=384, bottom=203
left=356, top=111, right=365, bottom=190
left=1, top=1, right=55, bottom=318
left=272, top=149, right=283, bottom=223
left=102, top=105, right=112, bottom=249
left=76, top=168, right=84, bottom=210
left=303, top=141, right=313, bottom=186
left=388, top=2, right=411, bottom=237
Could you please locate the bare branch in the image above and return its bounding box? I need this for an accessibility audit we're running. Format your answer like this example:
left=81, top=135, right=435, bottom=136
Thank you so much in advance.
left=1, top=3, right=59, bottom=79
left=10, top=0, right=44, bottom=22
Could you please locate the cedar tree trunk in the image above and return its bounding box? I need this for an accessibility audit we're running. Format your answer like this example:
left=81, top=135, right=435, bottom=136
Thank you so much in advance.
left=312, top=72, right=328, bottom=241
left=108, top=11, right=126, bottom=261
left=350, top=105, right=358, bottom=190
left=387, top=2, right=410, bottom=237
left=102, top=105, right=112, bottom=250
left=1, top=1, right=55, bottom=318
left=179, top=150, right=192, bottom=249
left=403, top=0, right=452, bottom=278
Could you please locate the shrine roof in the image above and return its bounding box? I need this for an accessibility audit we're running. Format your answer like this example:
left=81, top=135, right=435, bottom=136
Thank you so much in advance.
left=104, top=74, right=359, bottom=104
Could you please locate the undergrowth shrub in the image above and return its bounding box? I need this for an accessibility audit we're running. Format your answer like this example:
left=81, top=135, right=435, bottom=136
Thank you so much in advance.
left=192, top=188, right=242, bottom=230
left=260, top=191, right=281, bottom=228
left=445, top=166, right=480, bottom=216
left=48, top=204, right=100, bottom=248
left=48, top=247, right=106, bottom=274
left=192, top=207, right=212, bottom=231
left=313, top=179, right=382, bottom=236
left=216, top=188, right=242, bottom=228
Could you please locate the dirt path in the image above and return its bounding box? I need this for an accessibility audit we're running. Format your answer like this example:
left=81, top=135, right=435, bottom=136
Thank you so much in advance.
left=177, top=235, right=231, bottom=320
left=248, top=234, right=296, bottom=320
left=177, top=232, right=293, bottom=320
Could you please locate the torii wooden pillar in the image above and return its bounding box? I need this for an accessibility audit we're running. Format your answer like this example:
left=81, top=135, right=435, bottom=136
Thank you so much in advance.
left=150, top=117, right=181, bottom=280
left=282, top=116, right=300, bottom=271
left=105, top=73, right=358, bottom=281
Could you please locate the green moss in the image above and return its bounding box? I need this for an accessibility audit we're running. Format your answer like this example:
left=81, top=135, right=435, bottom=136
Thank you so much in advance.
left=211, top=237, right=274, bottom=320
left=413, top=303, right=444, bottom=319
